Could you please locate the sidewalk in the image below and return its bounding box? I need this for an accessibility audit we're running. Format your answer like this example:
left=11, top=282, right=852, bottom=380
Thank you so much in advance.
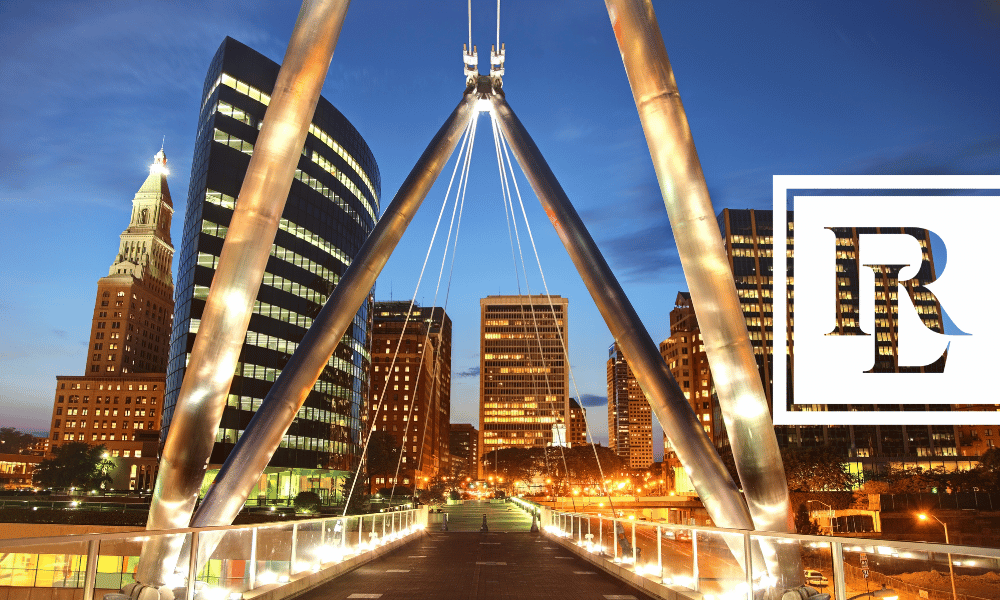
left=295, top=530, right=657, bottom=600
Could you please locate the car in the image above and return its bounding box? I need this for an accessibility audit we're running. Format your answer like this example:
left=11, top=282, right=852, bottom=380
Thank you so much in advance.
left=804, top=570, right=829, bottom=587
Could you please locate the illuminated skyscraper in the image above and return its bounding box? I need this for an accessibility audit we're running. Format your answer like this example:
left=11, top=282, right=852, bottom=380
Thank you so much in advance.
left=162, top=38, right=380, bottom=502
left=607, top=342, right=654, bottom=470
left=479, top=295, right=569, bottom=465
left=367, top=301, right=451, bottom=493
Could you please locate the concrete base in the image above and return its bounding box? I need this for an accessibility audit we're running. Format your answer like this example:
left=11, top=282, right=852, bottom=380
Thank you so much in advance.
left=547, top=532, right=703, bottom=600
left=243, top=530, right=422, bottom=600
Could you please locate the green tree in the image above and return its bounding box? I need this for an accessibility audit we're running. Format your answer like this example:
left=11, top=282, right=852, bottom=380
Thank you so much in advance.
left=794, top=503, right=822, bottom=535
left=293, top=491, right=322, bottom=514
left=33, top=443, right=114, bottom=490
left=0, top=427, right=38, bottom=454
left=366, top=431, right=401, bottom=492
left=339, top=471, right=368, bottom=514
left=781, top=446, right=856, bottom=492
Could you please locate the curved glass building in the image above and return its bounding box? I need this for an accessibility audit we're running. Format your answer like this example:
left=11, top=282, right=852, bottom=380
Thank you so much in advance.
left=163, top=37, right=379, bottom=504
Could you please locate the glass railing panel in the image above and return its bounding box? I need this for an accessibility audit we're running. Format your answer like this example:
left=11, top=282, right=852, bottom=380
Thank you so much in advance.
left=0, top=537, right=90, bottom=599
left=658, top=525, right=697, bottom=589
left=292, top=521, right=324, bottom=574
left=841, top=543, right=1000, bottom=600
left=194, top=527, right=254, bottom=595
left=95, top=535, right=143, bottom=594
left=252, top=523, right=293, bottom=584
left=691, top=529, right=746, bottom=598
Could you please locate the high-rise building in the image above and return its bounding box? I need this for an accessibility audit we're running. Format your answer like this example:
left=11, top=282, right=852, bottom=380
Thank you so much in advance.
left=368, top=302, right=451, bottom=493
left=449, top=423, right=479, bottom=480
left=568, top=398, right=588, bottom=448
left=660, top=292, right=718, bottom=449
left=162, top=37, right=380, bottom=504
left=714, top=208, right=966, bottom=471
left=479, top=295, right=570, bottom=467
left=48, top=149, right=174, bottom=490
left=606, top=342, right=654, bottom=470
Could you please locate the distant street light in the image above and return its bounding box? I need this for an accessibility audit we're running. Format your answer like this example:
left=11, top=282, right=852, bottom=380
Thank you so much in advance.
left=807, top=499, right=835, bottom=532
left=917, top=513, right=957, bottom=600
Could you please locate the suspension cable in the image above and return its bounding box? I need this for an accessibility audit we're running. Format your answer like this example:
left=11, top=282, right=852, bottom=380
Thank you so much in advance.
left=388, top=114, right=479, bottom=506
left=495, top=122, right=618, bottom=516
left=342, top=117, right=475, bottom=515
left=489, top=114, right=577, bottom=512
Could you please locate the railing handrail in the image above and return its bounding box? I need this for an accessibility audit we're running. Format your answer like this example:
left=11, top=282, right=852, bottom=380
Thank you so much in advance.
left=548, top=507, right=1000, bottom=558
left=0, top=506, right=421, bottom=549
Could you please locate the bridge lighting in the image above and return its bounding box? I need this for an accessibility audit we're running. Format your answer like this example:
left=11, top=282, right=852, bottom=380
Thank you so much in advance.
left=256, top=572, right=277, bottom=586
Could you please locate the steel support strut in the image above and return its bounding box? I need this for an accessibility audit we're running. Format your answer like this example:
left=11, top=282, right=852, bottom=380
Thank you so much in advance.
left=179, top=92, right=477, bottom=570
left=490, top=94, right=761, bottom=572
left=605, top=0, right=800, bottom=585
left=136, top=0, right=351, bottom=587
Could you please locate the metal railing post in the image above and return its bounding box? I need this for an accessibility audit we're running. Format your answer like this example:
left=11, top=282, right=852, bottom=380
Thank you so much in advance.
left=187, top=531, right=199, bottom=600
left=599, top=514, right=603, bottom=552
left=657, top=524, right=663, bottom=581
left=359, top=515, right=364, bottom=546
left=613, top=518, right=618, bottom=559
left=382, top=513, right=386, bottom=539
left=692, top=530, right=700, bottom=592
left=249, top=527, right=258, bottom=589
left=82, top=539, right=99, bottom=600
left=832, top=540, right=847, bottom=600
left=290, top=523, right=298, bottom=573
left=632, top=520, right=637, bottom=564
left=744, top=532, right=754, bottom=600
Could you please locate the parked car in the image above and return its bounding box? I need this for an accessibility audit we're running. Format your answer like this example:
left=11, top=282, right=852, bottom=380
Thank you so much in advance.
left=804, top=570, right=829, bottom=587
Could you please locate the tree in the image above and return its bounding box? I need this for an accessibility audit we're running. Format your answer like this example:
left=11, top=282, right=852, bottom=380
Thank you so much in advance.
left=33, top=443, right=114, bottom=490
left=781, top=446, right=856, bottom=492
left=366, top=431, right=401, bottom=493
left=794, top=503, right=822, bottom=535
left=0, top=428, right=38, bottom=454
left=339, top=470, right=368, bottom=514
left=294, top=491, right=323, bottom=514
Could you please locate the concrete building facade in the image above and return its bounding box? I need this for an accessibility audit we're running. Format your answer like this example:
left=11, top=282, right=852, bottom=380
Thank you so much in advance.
left=368, top=302, right=451, bottom=493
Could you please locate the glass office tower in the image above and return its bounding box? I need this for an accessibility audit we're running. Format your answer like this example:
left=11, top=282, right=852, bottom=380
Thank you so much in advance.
left=163, top=38, right=380, bottom=503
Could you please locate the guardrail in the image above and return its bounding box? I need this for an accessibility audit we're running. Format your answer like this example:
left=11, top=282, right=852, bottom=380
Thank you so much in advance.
left=540, top=507, right=1000, bottom=600
left=0, top=507, right=425, bottom=600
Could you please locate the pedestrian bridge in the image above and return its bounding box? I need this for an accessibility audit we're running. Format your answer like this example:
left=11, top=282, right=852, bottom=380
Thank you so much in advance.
left=1, top=500, right=997, bottom=600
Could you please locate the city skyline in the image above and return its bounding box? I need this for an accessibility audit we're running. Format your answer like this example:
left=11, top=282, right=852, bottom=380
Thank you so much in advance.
left=2, top=2, right=998, bottom=457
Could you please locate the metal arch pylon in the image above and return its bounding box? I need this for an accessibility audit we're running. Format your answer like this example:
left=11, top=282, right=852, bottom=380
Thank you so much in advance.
left=604, top=0, right=801, bottom=586
left=143, top=0, right=799, bottom=588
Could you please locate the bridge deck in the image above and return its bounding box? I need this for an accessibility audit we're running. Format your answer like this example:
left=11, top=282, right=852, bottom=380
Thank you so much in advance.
left=296, top=531, right=656, bottom=600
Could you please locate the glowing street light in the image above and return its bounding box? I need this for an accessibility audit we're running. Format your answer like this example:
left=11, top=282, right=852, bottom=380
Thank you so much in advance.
left=917, top=513, right=957, bottom=600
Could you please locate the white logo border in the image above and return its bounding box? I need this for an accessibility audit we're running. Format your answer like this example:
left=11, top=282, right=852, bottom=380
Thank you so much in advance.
left=772, top=175, right=1000, bottom=426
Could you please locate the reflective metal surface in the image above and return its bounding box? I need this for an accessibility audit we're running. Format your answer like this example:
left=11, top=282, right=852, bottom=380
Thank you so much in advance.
left=490, top=94, right=759, bottom=554
left=137, top=0, right=352, bottom=586
left=183, top=92, right=477, bottom=565
left=604, top=0, right=799, bottom=584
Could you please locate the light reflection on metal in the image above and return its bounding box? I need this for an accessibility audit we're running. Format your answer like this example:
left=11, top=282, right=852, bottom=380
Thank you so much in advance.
left=136, top=0, right=351, bottom=586
left=181, top=92, right=477, bottom=571
left=490, top=94, right=761, bottom=569
left=604, top=0, right=800, bottom=585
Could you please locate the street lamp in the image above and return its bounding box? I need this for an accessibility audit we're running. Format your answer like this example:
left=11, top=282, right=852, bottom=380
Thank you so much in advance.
left=807, top=500, right=835, bottom=533
left=917, top=513, right=957, bottom=600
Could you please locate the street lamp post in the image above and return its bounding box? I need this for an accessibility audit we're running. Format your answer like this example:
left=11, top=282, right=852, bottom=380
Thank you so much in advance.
left=807, top=499, right=835, bottom=533
left=918, top=513, right=958, bottom=600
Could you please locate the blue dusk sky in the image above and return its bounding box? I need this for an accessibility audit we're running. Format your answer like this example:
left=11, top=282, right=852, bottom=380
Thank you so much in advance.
left=1, top=2, right=997, bottom=455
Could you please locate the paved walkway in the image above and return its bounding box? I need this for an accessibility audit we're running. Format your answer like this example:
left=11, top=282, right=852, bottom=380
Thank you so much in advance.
left=436, top=500, right=534, bottom=532
left=296, top=531, right=657, bottom=600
